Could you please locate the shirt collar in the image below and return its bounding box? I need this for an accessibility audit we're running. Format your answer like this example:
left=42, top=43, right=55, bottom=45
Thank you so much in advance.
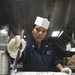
left=31, top=36, right=49, bottom=48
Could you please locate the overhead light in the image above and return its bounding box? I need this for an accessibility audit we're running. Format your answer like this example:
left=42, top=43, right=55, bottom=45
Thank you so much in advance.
left=58, top=31, right=64, bottom=38
left=51, top=31, right=60, bottom=37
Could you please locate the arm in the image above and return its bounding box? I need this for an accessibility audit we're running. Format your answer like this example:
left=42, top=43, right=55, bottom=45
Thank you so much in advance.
left=51, top=47, right=72, bottom=75
left=56, top=64, right=72, bottom=75
left=56, top=64, right=63, bottom=70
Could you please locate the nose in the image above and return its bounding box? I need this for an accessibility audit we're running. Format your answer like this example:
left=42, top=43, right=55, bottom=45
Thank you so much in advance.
left=38, top=31, right=42, bottom=35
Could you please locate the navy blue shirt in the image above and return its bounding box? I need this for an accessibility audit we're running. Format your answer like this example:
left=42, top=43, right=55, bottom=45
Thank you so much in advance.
left=20, top=37, right=62, bottom=71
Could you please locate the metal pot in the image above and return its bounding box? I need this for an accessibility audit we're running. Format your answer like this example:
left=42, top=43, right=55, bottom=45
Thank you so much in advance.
left=0, top=44, right=10, bottom=75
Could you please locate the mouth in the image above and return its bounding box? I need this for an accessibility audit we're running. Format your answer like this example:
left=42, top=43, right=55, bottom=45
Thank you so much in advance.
left=37, top=36, right=43, bottom=40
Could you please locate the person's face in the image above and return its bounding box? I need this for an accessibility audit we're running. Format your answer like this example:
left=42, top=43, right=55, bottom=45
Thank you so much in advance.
left=32, top=25, right=47, bottom=43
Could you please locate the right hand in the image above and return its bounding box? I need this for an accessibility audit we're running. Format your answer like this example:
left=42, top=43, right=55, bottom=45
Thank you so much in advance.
left=7, top=35, right=26, bottom=58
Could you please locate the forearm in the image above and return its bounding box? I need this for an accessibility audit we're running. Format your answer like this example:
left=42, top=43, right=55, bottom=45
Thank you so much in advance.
left=56, top=64, right=63, bottom=70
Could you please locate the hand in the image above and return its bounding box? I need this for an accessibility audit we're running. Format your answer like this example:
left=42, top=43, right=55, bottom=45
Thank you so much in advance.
left=61, top=67, right=72, bottom=75
left=7, top=35, right=26, bottom=58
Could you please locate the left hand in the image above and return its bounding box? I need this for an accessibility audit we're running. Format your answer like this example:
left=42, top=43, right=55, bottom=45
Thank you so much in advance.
left=61, top=67, right=72, bottom=75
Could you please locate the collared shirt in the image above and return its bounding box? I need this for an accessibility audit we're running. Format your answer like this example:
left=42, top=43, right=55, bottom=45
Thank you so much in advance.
left=20, top=37, right=62, bottom=71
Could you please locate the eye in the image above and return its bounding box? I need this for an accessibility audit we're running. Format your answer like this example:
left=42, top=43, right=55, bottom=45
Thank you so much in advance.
left=36, top=29, right=40, bottom=32
left=42, top=30, right=46, bottom=33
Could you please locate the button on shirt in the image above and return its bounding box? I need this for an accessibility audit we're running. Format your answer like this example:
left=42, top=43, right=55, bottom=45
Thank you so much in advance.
left=20, top=37, right=62, bottom=71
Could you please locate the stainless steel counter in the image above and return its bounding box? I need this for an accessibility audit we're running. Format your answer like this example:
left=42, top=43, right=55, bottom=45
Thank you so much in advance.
left=11, top=72, right=69, bottom=75
left=72, top=73, right=75, bottom=75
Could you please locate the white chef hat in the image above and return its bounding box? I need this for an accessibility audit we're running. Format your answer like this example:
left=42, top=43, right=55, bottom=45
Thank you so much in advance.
left=34, top=16, right=50, bottom=30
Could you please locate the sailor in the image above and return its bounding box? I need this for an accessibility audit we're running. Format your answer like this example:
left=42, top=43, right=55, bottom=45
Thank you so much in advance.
left=7, top=16, right=72, bottom=75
